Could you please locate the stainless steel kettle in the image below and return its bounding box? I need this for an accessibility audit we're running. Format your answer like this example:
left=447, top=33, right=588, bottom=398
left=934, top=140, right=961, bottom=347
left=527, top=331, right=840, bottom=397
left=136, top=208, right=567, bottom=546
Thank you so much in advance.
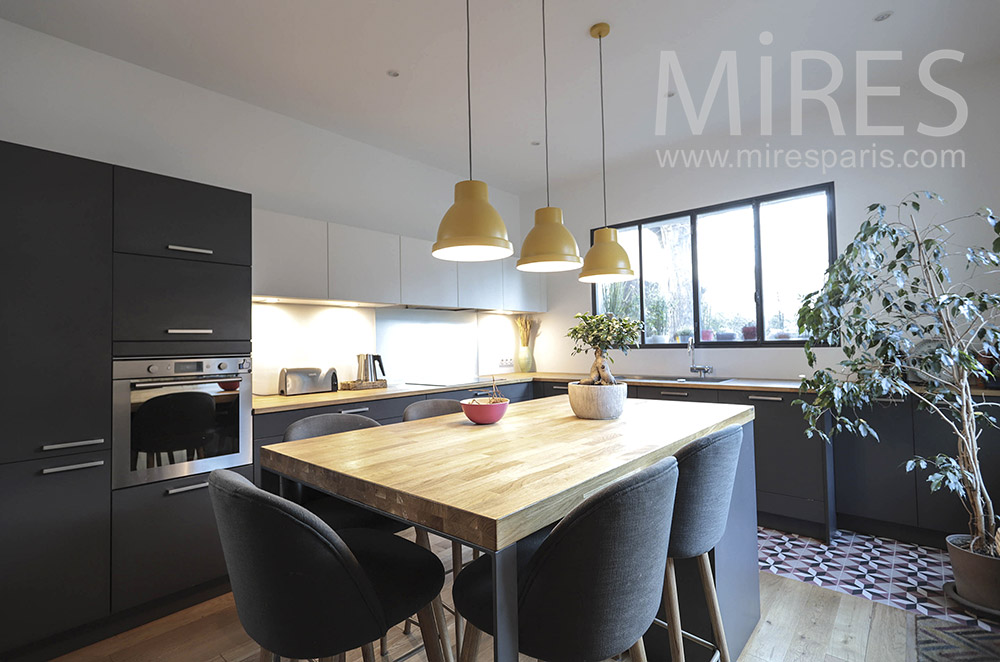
left=357, top=353, right=386, bottom=382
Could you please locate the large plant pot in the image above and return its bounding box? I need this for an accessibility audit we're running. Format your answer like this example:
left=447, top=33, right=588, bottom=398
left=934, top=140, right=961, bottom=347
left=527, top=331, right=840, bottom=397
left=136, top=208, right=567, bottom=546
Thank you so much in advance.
left=947, top=534, right=1000, bottom=612
left=567, top=381, right=627, bottom=420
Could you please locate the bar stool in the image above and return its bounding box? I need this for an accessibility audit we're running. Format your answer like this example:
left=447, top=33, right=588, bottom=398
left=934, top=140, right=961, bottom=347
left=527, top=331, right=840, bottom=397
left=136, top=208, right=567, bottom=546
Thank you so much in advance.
left=453, top=456, right=680, bottom=662
left=655, top=425, right=743, bottom=662
left=208, top=469, right=445, bottom=662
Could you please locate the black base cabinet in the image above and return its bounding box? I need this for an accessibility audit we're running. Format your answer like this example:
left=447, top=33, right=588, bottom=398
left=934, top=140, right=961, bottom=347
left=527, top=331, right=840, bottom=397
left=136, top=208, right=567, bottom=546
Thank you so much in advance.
left=912, top=397, right=1000, bottom=535
left=634, top=385, right=720, bottom=403
left=834, top=398, right=918, bottom=527
left=0, top=451, right=111, bottom=653
left=111, top=465, right=252, bottom=613
left=717, top=390, right=836, bottom=541
left=533, top=381, right=570, bottom=398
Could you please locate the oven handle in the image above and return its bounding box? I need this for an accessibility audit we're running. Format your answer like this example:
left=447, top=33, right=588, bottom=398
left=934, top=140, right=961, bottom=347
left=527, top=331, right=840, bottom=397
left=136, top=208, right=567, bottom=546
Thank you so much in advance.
left=133, top=377, right=242, bottom=389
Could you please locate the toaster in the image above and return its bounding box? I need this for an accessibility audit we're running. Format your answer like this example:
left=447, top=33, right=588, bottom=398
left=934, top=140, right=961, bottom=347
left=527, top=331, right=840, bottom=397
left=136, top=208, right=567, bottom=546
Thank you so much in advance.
left=279, top=367, right=338, bottom=395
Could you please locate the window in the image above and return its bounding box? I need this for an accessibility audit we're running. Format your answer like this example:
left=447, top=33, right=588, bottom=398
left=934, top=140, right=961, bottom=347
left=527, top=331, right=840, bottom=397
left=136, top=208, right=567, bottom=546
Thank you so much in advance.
left=591, top=183, right=835, bottom=346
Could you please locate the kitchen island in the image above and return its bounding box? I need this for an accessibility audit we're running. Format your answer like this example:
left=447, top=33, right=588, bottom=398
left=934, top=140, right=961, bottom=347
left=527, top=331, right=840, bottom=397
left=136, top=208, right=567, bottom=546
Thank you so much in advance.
left=261, top=395, right=760, bottom=662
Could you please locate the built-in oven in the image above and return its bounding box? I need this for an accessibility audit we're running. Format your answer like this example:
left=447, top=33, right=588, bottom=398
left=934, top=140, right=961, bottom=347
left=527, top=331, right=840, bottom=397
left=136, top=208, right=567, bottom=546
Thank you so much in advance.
left=112, top=356, right=253, bottom=489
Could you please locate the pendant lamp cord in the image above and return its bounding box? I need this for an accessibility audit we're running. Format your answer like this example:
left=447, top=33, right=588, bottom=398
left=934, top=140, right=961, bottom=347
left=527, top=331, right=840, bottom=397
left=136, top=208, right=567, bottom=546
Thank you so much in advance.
left=466, top=0, right=473, bottom=181
left=542, top=0, right=550, bottom=207
left=599, top=33, right=608, bottom=227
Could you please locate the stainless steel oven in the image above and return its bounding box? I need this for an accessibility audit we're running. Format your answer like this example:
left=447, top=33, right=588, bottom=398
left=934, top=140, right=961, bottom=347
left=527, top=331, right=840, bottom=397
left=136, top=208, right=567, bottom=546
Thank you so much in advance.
left=112, top=357, right=252, bottom=489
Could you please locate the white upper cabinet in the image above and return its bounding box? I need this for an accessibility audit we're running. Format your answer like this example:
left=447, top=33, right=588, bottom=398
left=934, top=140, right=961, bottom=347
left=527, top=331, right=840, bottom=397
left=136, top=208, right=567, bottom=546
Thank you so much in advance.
left=252, top=209, right=328, bottom=299
left=328, top=223, right=401, bottom=304
left=400, top=237, right=458, bottom=308
left=501, top=257, right=547, bottom=312
left=458, top=260, right=504, bottom=310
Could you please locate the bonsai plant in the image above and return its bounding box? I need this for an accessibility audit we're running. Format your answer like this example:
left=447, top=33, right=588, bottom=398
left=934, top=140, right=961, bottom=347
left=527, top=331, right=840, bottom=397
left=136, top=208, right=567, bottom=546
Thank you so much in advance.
left=566, top=312, right=643, bottom=419
left=796, top=192, right=1000, bottom=610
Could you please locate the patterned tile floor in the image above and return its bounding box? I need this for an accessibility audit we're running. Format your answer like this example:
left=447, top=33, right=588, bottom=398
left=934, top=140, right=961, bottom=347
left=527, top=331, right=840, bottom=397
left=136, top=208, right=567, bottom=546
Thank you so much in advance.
left=757, top=526, right=999, bottom=632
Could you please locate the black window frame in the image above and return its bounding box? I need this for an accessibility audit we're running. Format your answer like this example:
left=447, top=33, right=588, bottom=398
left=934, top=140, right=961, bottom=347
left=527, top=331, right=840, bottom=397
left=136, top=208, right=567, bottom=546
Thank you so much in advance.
left=590, top=181, right=837, bottom=349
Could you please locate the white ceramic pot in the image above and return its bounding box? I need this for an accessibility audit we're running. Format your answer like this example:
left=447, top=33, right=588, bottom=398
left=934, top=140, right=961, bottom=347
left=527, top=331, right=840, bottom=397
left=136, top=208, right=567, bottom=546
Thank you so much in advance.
left=567, top=381, right=628, bottom=420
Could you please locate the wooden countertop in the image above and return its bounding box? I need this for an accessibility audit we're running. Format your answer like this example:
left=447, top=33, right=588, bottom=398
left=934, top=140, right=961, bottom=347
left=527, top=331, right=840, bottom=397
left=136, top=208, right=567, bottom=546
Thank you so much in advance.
left=253, top=372, right=1000, bottom=414
left=261, top=395, right=755, bottom=550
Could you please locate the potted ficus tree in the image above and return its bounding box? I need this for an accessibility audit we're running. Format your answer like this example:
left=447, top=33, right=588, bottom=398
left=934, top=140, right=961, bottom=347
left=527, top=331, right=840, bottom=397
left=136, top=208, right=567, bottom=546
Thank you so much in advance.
left=797, top=192, right=1000, bottom=612
left=567, top=312, right=643, bottom=419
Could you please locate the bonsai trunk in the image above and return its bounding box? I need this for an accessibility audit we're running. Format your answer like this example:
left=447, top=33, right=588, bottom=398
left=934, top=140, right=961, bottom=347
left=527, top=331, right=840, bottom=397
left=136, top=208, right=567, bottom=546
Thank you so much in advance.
left=580, top=348, right=616, bottom=385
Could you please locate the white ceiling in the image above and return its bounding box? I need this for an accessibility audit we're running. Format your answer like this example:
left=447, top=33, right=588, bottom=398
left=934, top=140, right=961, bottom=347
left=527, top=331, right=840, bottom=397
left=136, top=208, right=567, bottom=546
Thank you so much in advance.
left=2, top=0, right=999, bottom=194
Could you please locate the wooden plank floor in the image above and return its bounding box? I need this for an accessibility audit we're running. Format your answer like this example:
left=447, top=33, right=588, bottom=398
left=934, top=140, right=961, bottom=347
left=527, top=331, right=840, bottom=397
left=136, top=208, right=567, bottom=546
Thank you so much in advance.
left=53, top=534, right=916, bottom=662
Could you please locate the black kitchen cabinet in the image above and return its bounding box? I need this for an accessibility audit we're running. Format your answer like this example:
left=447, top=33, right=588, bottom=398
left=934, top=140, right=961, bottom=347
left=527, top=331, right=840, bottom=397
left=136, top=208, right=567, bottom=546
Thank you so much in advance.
left=113, top=253, right=251, bottom=356
left=634, top=385, right=720, bottom=403
left=436, top=381, right=533, bottom=403
left=834, top=398, right=918, bottom=527
left=718, top=390, right=835, bottom=540
left=913, top=397, right=1000, bottom=534
left=0, top=141, right=112, bottom=463
left=111, top=465, right=252, bottom=613
left=534, top=381, right=571, bottom=398
left=0, top=450, right=111, bottom=653
left=114, top=166, right=251, bottom=266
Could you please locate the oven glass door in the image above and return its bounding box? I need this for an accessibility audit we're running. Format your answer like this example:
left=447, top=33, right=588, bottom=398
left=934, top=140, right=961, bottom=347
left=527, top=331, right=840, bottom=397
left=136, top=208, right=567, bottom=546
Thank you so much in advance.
left=113, top=373, right=251, bottom=488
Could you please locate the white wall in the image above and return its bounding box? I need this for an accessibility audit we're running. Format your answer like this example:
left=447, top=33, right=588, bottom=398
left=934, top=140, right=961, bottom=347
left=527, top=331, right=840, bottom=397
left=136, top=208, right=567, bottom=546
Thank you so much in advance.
left=523, top=58, right=1000, bottom=379
left=0, top=18, right=521, bottom=243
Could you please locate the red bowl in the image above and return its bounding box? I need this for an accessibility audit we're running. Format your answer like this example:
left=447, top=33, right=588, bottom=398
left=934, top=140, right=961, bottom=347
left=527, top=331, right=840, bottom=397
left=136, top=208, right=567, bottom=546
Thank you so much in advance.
left=460, top=398, right=509, bottom=425
left=217, top=380, right=240, bottom=391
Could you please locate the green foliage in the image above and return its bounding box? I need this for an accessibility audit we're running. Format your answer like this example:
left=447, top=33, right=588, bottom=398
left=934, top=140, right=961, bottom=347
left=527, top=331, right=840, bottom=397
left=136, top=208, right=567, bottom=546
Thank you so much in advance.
left=567, top=312, right=644, bottom=360
left=600, top=281, right=640, bottom=320
left=795, top=192, right=1000, bottom=555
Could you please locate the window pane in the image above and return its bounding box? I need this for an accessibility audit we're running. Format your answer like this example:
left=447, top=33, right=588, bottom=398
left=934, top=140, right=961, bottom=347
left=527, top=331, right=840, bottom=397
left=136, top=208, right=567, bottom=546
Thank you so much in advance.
left=641, top=217, right=693, bottom=343
left=760, top=192, right=830, bottom=340
left=594, top=225, right=640, bottom=320
left=695, top=206, right=756, bottom=342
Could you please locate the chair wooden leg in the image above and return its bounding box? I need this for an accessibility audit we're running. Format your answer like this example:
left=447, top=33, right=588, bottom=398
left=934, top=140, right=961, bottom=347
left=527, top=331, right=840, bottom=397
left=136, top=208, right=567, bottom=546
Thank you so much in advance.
left=362, top=642, right=377, bottom=662
left=458, top=621, right=481, bottom=662
left=380, top=634, right=388, bottom=656
left=415, top=530, right=456, bottom=662
left=417, top=604, right=446, bottom=662
left=664, top=558, right=685, bottom=662
left=629, top=637, right=648, bottom=662
left=403, top=618, right=413, bottom=635
left=452, top=541, right=465, bottom=654
left=697, top=552, right=731, bottom=662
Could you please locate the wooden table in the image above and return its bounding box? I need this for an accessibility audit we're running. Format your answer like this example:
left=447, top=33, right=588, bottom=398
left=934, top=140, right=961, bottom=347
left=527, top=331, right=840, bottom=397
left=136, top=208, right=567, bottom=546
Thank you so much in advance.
left=261, top=395, right=757, bottom=662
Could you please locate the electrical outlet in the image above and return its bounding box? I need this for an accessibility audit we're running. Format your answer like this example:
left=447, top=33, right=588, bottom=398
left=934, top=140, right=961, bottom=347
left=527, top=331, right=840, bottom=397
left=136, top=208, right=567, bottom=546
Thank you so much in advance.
left=499, top=357, right=514, bottom=368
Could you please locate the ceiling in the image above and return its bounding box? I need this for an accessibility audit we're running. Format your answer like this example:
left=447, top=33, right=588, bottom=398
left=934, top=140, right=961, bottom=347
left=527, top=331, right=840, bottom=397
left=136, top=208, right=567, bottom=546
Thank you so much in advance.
left=2, top=0, right=999, bottom=194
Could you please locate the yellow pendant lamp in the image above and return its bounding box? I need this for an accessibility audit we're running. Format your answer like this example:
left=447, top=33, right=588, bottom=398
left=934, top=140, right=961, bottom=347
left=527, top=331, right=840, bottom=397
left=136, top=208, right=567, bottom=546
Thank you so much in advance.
left=432, top=0, right=513, bottom=262
left=517, top=0, right=582, bottom=273
left=578, top=22, right=635, bottom=284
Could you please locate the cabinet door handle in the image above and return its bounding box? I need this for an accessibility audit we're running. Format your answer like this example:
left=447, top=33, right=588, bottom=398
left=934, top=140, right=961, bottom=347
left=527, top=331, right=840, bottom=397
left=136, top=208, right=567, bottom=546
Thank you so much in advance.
left=167, top=328, right=214, bottom=335
left=748, top=395, right=783, bottom=402
left=41, top=438, right=104, bottom=451
left=41, top=459, right=105, bottom=475
left=471, top=391, right=492, bottom=396
left=340, top=407, right=370, bottom=415
left=552, top=385, right=569, bottom=391
left=659, top=391, right=690, bottom=397
left=167, top=244, right=214, bottom=255
left=166, top=482, right=210, bottom=495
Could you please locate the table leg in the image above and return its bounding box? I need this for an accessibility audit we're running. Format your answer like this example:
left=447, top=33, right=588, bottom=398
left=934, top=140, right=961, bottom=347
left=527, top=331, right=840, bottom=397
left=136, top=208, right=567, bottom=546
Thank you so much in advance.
left=491, top=544, right=518, bottom=662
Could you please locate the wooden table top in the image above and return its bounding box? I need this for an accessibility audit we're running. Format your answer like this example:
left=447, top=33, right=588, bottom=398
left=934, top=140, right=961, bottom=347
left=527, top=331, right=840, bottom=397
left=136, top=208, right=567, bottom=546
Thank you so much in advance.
left=260, top=395, right=754, bottom=551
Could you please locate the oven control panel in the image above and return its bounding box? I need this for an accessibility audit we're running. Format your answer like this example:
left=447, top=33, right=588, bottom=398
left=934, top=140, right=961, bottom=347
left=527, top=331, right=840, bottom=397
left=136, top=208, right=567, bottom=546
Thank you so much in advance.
left=114, top=356, right=251, bottom=380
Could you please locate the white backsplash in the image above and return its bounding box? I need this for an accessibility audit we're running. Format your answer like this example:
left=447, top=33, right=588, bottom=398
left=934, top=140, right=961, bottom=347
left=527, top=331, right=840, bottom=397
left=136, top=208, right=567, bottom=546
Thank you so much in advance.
left=252, top=303, right=521, bottom=394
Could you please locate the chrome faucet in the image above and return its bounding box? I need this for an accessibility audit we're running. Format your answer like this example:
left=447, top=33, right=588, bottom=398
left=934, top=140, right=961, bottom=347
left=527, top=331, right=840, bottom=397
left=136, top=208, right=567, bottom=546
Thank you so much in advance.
left=688, top=337, right=713, bottom=378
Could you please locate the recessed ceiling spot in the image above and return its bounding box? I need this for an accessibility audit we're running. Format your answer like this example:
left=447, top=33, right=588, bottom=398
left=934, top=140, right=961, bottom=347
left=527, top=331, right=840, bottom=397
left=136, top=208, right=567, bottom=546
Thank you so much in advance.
left=873, top=11, right=893, bottom=22
left=530, top=140, right=541, bottom=146
left=386, top=69, right=400, bottom=78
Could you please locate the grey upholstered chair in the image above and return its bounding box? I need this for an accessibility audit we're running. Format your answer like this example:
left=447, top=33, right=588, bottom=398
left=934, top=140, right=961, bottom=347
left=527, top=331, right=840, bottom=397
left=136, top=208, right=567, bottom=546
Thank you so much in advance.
left=402, top=398, right=464, bottom=422
left=283, top=414, right=408, bottom=534
left=452, top=456, right=680, bottom=662
left=656, top=425, right=743, bottom=662
left=208, top=469, right=445, bottom=662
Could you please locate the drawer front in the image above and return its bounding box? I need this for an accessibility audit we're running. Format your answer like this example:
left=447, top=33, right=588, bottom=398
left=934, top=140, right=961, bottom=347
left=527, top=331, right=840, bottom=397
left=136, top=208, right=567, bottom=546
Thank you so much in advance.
left=113, top=253, right=251, bottom=342
left=0, top=451, right=110, bottom=652
left=114, top=167, right=251, bottom=266
left=111, top=465, right=252, bottom=612
left=253, top=395, right=427, bottom=439
left=436, top=382, right=533, bottom=403
left=635, top=386, right=719, bottom=403
left=534, top=381, right=570, bottom=398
